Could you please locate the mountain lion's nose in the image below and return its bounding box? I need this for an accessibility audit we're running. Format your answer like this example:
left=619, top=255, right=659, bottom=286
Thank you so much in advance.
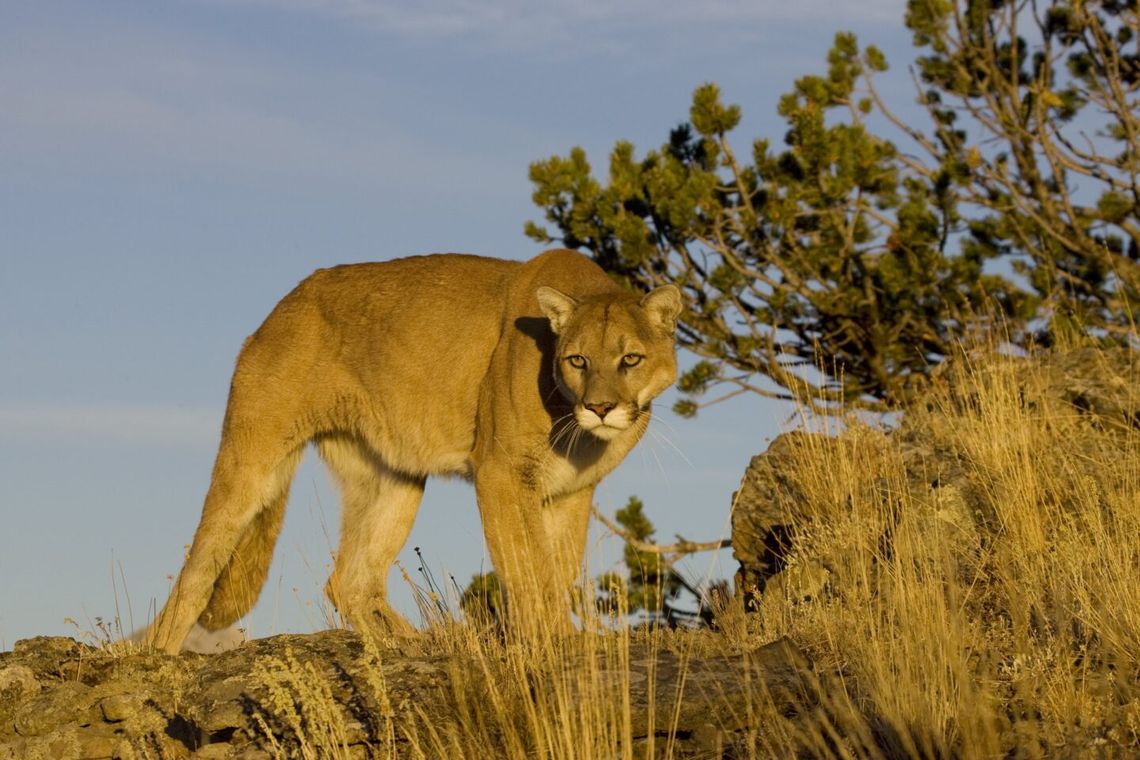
left=585, top=402, right=616, bottom=419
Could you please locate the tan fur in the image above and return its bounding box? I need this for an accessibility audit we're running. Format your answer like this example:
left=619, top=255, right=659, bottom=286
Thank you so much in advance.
left=143, top=249, right=681, bottom=653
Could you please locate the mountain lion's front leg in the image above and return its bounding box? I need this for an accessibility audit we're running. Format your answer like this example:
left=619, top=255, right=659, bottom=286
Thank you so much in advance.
left=474, top=463, right=570, bottom=635
left=542, top=486, right=593, bottom=605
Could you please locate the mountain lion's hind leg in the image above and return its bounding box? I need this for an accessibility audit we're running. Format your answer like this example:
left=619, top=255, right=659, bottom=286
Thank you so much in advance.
left=318, top=435, right=422, bottom=636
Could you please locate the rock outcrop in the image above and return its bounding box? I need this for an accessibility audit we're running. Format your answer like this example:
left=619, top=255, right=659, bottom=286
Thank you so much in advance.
left=731, top=346, right=1140, bottom=613
left=0, top=630, right=816, bottom=759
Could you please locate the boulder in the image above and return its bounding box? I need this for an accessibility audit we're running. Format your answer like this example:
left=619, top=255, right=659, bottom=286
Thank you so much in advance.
left=730, top=347, right=1139, bottom=613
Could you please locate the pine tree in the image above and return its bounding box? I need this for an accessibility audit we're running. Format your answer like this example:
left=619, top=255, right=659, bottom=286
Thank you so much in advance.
left=527, top=0, right=1138, bottom=415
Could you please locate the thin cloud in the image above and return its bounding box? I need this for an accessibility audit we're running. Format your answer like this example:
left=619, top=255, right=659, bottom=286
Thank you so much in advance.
left=0, top=37, right=517, bottom=193
left=204, top=0, right=906, bottom=44
left=0, top=402, right=221, bottom=448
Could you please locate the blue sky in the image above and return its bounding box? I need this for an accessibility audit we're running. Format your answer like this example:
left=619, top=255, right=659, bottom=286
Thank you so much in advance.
left=0, top=0, right=914, bottom=647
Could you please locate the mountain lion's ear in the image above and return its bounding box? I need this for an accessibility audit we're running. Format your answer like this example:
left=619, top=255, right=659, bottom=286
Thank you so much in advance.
left=536, top=286, right=579, bottom=335
left=640, top=285, right=682, bottom=334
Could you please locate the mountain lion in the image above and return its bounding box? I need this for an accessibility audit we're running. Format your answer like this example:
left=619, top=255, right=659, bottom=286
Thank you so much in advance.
left=144, top=249, right=681, bottom=653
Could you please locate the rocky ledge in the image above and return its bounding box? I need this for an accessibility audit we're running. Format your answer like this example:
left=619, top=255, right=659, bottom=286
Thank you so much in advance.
left=0, top=630, right=817, bottom=759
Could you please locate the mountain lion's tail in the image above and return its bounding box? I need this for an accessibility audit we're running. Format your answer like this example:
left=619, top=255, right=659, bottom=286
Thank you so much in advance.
left=197, top=482, right=290, bottom=630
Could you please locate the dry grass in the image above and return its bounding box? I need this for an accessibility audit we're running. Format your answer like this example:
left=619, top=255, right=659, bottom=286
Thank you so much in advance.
left=249, top=598, right=714, bottom=759
left=245, top=343, right=1140, bottom=758
left=752, top=344, right=1140, bottom=757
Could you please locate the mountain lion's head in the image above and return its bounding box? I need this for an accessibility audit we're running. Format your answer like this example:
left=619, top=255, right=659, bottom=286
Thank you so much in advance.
left=537, top=284, right=682, bottom=441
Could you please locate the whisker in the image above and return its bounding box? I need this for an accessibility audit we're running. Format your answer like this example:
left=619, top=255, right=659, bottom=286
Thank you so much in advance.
left=569, top=425, right=583, bottom=454
left=542, top=383, right=563, bottom=405
left=647, top=426, right=694, bottom=469
left=644, top=427, right=670, bottom=484
left=634, top=406, right=694, bottom=470
left=643, top=412, right=686, bottom=440
left=550, top=414, right=579, bottom=451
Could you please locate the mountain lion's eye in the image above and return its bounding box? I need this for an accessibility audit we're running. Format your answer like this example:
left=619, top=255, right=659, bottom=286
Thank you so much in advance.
left=621, top=354, right=643, bottom=368
left=566, top=355, right=587, bottom=369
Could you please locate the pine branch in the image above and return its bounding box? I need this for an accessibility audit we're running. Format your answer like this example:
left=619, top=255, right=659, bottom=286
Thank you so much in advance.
left=591, top=506, right=731, bottom=557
